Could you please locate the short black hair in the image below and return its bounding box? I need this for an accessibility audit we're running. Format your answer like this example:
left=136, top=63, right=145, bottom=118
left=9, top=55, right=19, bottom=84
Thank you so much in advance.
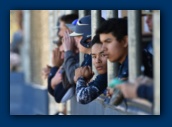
left=91, top=34, right=101, bottom=47
left=60, top=14, right=78, bottom=24
left=96, top=17, right=127, bottom=42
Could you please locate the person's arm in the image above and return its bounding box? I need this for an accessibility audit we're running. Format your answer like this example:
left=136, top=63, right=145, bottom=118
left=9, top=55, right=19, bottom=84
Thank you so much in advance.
left=47, top=67, right=58, bottom=96
left=54, top=84, right=75, bottom=103
left=116, top=76, right=153, bottom=103
left=137, top=84, right=153, bottom=103
left=48, top=46, right=63, bottom=96
left=76, top=73, right=107, bottom=104
left=53, top=83, right=68, bottom=103
left=63, top=51, right=79, bottom=85
left=51, top=67, right=63, bottom=90
left=63, top=31, right=79, bottom=85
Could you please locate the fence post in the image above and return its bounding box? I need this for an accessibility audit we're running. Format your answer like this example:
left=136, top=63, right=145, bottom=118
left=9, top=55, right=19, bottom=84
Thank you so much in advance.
left=22, top=10, right=32, bottom=83
left=91, top=10, right=101, bottom=76
left=106, top=10, right=119, bottom=83
left=107, top=10, right=118, bottom=19
left=78, top=10, right=90, bottom=65
left=128, top=10, right=142, bottom=82
left=65, top=10, right=78, bottom=15
left=153, top=10, right=160, bottom=115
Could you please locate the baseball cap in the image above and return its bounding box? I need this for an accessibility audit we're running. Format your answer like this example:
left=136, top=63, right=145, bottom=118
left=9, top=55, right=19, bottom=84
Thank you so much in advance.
left=65, top=19, right=78, bottom=31
left=69, top=15, right=92, bottom=37
left=70, top=15, right=105, bottom=48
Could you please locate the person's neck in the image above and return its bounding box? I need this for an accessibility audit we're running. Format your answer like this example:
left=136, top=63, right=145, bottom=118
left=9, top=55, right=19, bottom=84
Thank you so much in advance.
left=119, top=53, right=128, bottom=64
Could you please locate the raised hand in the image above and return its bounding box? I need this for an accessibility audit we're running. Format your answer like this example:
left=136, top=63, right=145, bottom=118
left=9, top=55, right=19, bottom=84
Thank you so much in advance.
left=63, top=30, right=75, bottom=52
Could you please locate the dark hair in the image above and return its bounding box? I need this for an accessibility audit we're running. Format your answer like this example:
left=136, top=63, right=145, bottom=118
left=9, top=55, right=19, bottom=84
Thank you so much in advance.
left=60, top=14, right=78, bottom=24
left=55, top=14, right=78, bottom=46
left=91, top=34, right=101, bottom=47
left=96, top=18, right=127, bottom=42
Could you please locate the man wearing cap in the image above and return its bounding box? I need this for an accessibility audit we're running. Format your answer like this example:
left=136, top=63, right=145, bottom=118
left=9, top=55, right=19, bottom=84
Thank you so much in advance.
left=69, top=15, right=93, bottom=68
left=46, top=14, right=79, bottom=103
left=61, top=19, right=80, bottom=88
left=66, top=15, right=108, bottom=104
left=69, top=15, right=105, bottom=66
left=61, top=15, right=97, bottom=90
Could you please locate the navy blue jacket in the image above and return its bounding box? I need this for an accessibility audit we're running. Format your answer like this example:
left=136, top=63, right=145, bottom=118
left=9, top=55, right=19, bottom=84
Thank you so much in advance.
left=48, top=67, right=59, bottom=97
left=117, top=56, right=128, bottom=80
left=47, top=67, right=74, bottom=103
left=76, top=73, right=107, bottom=104
left=117, top=50, right=153, bottom=80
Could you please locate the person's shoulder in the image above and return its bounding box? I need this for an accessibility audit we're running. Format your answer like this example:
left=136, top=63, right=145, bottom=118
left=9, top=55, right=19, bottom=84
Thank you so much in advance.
left=94, top=73, right=107, bottom=81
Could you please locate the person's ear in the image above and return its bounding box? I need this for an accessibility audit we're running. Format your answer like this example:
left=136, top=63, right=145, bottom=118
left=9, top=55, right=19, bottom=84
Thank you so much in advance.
left=123, top=36, right=128, bottom=48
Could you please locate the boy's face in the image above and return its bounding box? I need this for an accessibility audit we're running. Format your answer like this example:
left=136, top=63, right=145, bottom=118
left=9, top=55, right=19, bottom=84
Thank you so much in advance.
left=100, top=33, right=127, bottom=64
left=59, top=21, right=69, bottom=37
left=91, top=43, right=107, bottom=74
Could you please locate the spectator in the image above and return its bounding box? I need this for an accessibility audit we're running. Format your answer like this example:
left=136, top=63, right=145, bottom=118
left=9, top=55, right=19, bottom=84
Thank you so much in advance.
left=74, top=35, right=107, bottom=104
left=96, top=17, right=153, bottom=80
left=43, top=14, right=79, bottom=103
left=96, top=17, right=153, bottom=105
left=114, top=11, right=155, bottom=103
